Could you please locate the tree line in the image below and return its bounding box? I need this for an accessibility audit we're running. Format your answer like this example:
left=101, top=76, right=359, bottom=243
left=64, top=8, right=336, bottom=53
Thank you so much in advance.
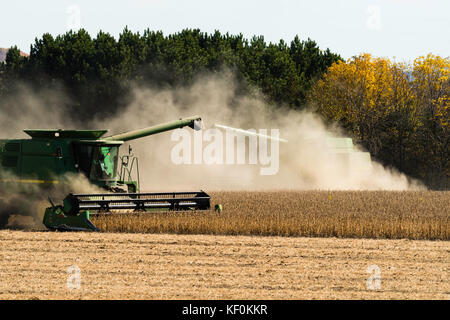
left=0, top=28, right=340, bottom=118
left=0, top=28, right=448, bottom=189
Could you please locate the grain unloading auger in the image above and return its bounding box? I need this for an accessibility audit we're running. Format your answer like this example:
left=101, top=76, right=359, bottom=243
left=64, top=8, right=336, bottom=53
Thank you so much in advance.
left=0, top=116, right=210, bottom=231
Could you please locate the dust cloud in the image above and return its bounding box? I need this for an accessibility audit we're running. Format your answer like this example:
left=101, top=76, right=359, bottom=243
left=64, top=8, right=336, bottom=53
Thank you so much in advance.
left=0, top=71, right=424, bottom=228
left=0, top=170, right=105, bottom=229
left=0, top=84, right=78, bottom=138
left=0, top=84, right=105, bottom=227
left=93, top=72, right=424, bottom=191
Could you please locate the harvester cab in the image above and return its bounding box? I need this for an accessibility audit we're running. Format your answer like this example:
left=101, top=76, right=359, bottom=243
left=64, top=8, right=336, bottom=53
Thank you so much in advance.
left=0, top=116, right=211, bottom=231
left=73, top=138, right=125, bottom=191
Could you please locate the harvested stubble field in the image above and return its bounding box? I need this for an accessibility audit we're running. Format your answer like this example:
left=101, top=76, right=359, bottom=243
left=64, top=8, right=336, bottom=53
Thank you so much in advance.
left=0, top=191, right=448, bottom=299
left=92, top=191, right=449, bottom=240
left=0, top=230, right=448, bottom=299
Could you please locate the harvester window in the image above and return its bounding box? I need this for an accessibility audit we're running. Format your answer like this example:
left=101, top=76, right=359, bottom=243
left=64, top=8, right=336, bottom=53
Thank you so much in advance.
left=90, top=146, right=119, bottom=181
left=74, top=144, right=93, bottom=177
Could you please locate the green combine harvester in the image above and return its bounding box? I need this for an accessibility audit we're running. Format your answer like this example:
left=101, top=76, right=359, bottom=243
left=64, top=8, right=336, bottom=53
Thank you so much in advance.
left=0, top=116, right=210, bottom=231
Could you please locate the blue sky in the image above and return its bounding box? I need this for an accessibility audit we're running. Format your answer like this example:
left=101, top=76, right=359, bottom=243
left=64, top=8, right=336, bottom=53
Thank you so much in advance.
left=1, top=0, right=448, bottom=62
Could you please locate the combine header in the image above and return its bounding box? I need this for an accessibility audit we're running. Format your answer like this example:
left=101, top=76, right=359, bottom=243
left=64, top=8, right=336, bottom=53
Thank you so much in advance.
left=44, top=191, right=211, bottom=231
left=0, top=116, right=211, bottom=231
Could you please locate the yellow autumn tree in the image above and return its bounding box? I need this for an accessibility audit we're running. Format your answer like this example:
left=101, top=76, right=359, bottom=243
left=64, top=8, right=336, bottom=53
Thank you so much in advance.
left=309, top=54, right=417, bottom=169
left=412, top=54, right=449, bottom=187
left=413, top=54, right=449, bottom=128
left=309, top=53, right=449, bottom=188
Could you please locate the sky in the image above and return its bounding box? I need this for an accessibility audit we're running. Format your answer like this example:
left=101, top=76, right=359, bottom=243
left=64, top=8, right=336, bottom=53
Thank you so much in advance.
left=0, top=0, right=448, bottom=62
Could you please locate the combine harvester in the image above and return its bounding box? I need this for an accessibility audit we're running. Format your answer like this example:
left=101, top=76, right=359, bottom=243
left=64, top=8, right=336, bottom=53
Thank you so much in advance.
left=0, top=116, right=210, bottom=231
